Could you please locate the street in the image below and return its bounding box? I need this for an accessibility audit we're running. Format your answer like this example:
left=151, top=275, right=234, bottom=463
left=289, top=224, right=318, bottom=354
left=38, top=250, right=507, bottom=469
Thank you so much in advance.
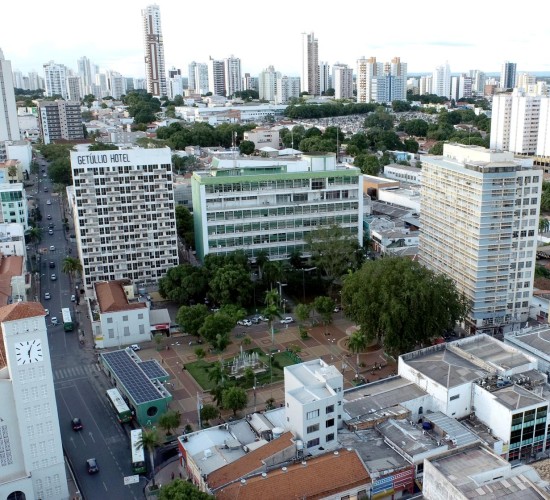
left=30, top=156, right=145, bottom=499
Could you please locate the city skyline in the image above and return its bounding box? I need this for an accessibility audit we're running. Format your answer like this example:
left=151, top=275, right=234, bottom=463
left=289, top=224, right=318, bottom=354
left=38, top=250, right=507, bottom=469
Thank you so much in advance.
left=2, top=1, right=549, bottom=83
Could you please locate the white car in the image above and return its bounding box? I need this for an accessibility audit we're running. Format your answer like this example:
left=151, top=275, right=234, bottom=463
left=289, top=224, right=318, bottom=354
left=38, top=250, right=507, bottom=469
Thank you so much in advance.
left=51, top=317, right=58, bottom=325
left=130, top=344, right=141, bottom=351
left=46, top=199, right=51, bottom=205
left=44, top=292, right=51, bottom=300
left=237, top=319, right=252, bottom=326
left=71, top=294, right=76, bottom=302
left=49, top=245, right=55, bottom=251
left=44, top=309, right=49, bottom=316
left=50, top=274, right=57, bottom=281
left=280, top=317, right=294, bottom=324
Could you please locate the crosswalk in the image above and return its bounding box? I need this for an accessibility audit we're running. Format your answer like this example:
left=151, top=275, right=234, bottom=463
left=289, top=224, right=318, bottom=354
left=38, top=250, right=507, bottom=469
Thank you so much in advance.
left=54, top=364, right=97, bottom=381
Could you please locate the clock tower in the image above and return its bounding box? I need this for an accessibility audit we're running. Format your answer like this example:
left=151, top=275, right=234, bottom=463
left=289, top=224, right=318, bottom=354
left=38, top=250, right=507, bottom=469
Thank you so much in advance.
left=0, top=302, right=69, bottom=500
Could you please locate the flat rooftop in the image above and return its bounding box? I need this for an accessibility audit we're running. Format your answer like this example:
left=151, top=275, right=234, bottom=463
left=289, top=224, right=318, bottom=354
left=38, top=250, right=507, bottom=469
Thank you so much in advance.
left=425, top=412, right=480, bottom=448
left=456, top=335, right=533, bottom=370
left=402, top=346, right=489, bottom=388
left=506, top=326, right=550, bottom=359
left=427, top=446, right=546, bottom=499
left=377, top=419, right=443, bottom=460
left=491, top=384, right=547, bottom=411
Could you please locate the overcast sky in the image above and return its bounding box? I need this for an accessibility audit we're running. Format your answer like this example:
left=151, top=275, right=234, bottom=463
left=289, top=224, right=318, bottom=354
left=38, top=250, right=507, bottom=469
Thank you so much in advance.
left=2, top=1, right=548, bottom=79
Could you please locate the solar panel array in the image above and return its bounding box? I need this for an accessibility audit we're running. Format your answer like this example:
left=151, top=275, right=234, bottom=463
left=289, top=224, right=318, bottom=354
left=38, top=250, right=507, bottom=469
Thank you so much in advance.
left=139, top=360, right=168, bottom=380
left=102, top=350, right=163, bottom=404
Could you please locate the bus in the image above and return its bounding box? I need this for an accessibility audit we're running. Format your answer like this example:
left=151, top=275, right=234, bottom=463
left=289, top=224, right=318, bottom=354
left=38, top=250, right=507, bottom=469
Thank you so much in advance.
left=61, top=308, right=73, bottom=332
left=130, top=429, right=147, bottom=474
left=106, top=388, right=132, bottom=423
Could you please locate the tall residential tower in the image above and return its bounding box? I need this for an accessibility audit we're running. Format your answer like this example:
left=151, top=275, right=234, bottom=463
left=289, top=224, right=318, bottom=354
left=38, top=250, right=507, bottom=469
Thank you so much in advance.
left=0, top=49, right=20, bottom=143
left=142, top=4, right=167, bottom=97
left=301, top=32, right=319, bottom=96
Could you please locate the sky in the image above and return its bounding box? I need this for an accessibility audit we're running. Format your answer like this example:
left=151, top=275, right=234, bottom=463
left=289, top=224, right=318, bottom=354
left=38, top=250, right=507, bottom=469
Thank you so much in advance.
left=2, top=1, right=549, bottom=80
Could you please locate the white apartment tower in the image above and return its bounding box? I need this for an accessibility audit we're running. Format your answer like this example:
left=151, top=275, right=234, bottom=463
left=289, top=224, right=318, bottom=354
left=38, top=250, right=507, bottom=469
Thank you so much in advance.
left=0, top=49, right=20, bottom=142
left=332, top=63, right=353, bottom=99
left=419, top=75, right=432, bottom=96
left=142, top=4, right=167, bottom=97
left=356, top=56, right=407, bottom=103
left=490, top=90, right=541, bottom=155
left=0, top=302, right=69, bottom=500
left=42, top=61, right=68, bottom=99
left=66, top=76, right=81, bottom=102
left=419, top=144, right=542, bottom=334
left=284, top=359, right=343, bottom=453
left=276, top=75, right=301, bottom=104
left=469, top=69, right=486, bottom=96
left=77, top=56, right=95, bottom=96
left=38, top=100, right=84, bottom=145
left=207, top=58, right=226, bottom=96
left=71, top=148, right=179, bottom=287
left=188, top=62, right=209, bottom=94
left=302, top=32, right=319, bottom=96
left=501, top=61, right=517, bottom=90
left=258, top=66, right=280, bottom=102
left=319, top=62, right=331, bottom=95
left=356, top=57, right=379, bottom=103
left=432, top=62, right=451, bottom=99
left=224, top=56, right=242, bottom=97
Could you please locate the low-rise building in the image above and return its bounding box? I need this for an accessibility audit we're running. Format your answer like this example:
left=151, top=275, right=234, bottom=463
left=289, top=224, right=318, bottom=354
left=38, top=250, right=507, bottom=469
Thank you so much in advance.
left=243, top=128, right=280, bottom=150
left=0, top=183, right=28, bottom=229
left=384, top=163, right=422, bottom=184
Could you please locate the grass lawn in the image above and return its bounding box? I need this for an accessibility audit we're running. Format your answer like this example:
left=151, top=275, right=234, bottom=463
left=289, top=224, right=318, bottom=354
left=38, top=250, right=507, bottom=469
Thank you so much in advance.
left=185, top=348, right=300, bottom=391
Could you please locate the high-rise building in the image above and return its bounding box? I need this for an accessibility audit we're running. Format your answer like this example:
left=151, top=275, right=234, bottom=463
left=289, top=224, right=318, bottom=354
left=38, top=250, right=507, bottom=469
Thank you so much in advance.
left=419, top=144, right=541, bottom=334
left=276, top=75, right=301, bottom=104
left=242, top=73, right=259, bottom=92
left=332, top=63, right=353, bottom=99
left=77, top=56, right=95, bottom=96
left=188, top=62, right=209, bottom=94
left=168, top=75, right=184, bottom=99
left=168, top=67, right=181, bottom=79
left=142, top=4, right=167, bottom=97
left=207, top=58, right=226, bottom=96
left=319, top=62, right=331, bottom=95
left=501, top=61, right=517, bottom=90
left=0, top=49, right=20, bottom=142
left=106, top=70, right=126, bottom=99
left=356, top=56, right=407, bottom=103
left=469, top=69, right=486, bottom=96
left=432, top=62, right=451, bottom=98
left=38, top=100, right=84, bottom=145
left=0, top=302, right=69, bottom=500
left=419, top=75, right=432, bottom=95
left=301, top=32, right=319, bottom=96
left=516, top=73, right=536, bottom=92
left=43, top=61, right=68, bottom=99
left=224, top=55, right=242, bottom=98
left=66, top=75, right=81, bottom=101
left=258, top=66, right=280, bottom=102
left=450, top=74, right=473, bottom=101
left=28, top=72, right=43, bottom=92
left=11, top=70, right=24, bottom=90
left=490, top=90, right=541, bottom=155
left=70, top=148, right=179, bottom=287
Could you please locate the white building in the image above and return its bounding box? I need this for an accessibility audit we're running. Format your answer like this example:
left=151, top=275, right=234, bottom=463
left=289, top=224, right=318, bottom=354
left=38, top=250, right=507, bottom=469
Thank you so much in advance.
left=284, top=359, right=343, bottom=453
left=419, top=74, right=432, bottom=95
left=0, top=183, right=28, bottom=230
left=243, top=128, right=280, bottom=150
left=208, top=58, right=226, bottom=97
left=258, top=66, right=279, bottom=102
left=224, top=55, right=242, bottom=98
left=70, top=148, right=179, bottom=287
left=432, top=63, right=451, bottom=99
left=419, top=144, right=542, bottom=334
left=301, top=32, right=319, bottom=96
left=142, top=4, right=167, bottom=97
left=92, top=280, right=151, bottom=349
left=0, top=49, right=20, bottom=143
left=356, top=56, right=407, bottom=103
left=332, top=63, right=353, bottom=100
left=42, top=61, right=68, bottom=99
left=450, top=74, right=473, bottom=101
left=191, top=153, right=362, bottom=262
left=242, top=73, right=258, bottom=92
left=0, top=223, right=26, bottom=257
left=319, top=61, right=331, bottom=95
left=276, top=75, right=300, bottom=104
left=469, top=69, right=486, bottom=96
left=175, top=104, right=287, bottom=124
left=77, top=56, right=95, bottom=96
left=383, top=164, right=422, bottom=184
left=188, top=61, right=209, bottom=94
left=0, top=302, right=69, bottom=500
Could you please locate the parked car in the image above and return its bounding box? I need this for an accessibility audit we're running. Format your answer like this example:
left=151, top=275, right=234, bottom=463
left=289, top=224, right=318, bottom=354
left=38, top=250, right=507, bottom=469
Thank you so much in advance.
left=86, top=458, right=99, bottom=474
left=51, top=317, right=58, bottom=325
left=44, top=309, right=49, bottom=316
left=71, top=418, right=83, bottom=431
left=237, top=319, right=252, bottom=327
left=280, top=317, right=294, bottom=324
left=44, top=292, right=51, bottom=300
left=47, top=214, right=52, bottom=220
left=44, top=187, right=48, bottom=192
left=259, top=315, right=268, bottom=322
left=130, top=344, right=141, bottom=351
left=71, top=294, right=76, bottom=302
left=333, top=306, right=341, bottom=313
left=251, top=316, right=261, bottom=324
left=48, top=229, right=54, bottom=235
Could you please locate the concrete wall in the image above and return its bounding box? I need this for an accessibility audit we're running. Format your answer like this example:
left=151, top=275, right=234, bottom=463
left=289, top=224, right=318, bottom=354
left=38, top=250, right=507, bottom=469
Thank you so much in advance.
left=473, top=385, right=512, bottom=442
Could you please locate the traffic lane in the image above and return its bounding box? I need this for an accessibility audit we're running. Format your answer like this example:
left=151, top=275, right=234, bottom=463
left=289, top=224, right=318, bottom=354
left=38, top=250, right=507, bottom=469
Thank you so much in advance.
left=56, top=381, right=141, bottom=499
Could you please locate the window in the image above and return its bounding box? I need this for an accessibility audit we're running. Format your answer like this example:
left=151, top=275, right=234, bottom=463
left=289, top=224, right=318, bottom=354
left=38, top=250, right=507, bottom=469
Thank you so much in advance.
left=307, top=424, right=319, bottom=433
left=326, top=405, right=334, bottom=414
left=326, top=433, right=334, bottom=442
left=306, top=409, right=320, bottom=420
left=326, top=418, right=335, bottom=428
left=307, top=438, right=320, bottom=448
left=123, top=315, right=129, bottom=322
left=107, top=317, right=113, bottom=324
left=450, top=394, right=460, bottom=401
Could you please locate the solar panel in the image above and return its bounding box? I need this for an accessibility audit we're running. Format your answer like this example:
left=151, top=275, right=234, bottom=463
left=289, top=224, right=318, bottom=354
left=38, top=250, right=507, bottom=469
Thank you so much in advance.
left=102, top=350, right=163, bottom=404
left=139, top=360, right=168, bottom=380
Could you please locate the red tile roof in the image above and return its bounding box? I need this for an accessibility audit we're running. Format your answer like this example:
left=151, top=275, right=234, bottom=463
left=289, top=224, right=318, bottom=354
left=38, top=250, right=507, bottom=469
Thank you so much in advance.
left=94, top=280, right=147, bottom=313
left=208, top=431, right=295, bottom=490
left=215, top=448, right=370, bottom=500
left=0, top=256, right=24, bottom=307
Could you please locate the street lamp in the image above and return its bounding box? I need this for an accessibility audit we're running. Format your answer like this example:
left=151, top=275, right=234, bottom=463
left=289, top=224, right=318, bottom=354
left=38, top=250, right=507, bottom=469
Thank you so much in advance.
left=301, top=267, right=317, bottom=302
left=276, top=281, right=287, bottom=310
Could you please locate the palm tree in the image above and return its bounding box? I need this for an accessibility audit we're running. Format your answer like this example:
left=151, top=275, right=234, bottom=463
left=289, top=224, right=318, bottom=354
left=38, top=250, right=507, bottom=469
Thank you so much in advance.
left=208, top=360, right=225, bottom=386
left=346, top=330, right=368, bottom=366
left=62, top=256, right=82, bottom=284
left=263, top=290, right=281, bottom=344
left=138, top=429, right=161, bottom=489
left=254, top=250, right=269, bottom=280
left=27, top=226, right=42, bottom=249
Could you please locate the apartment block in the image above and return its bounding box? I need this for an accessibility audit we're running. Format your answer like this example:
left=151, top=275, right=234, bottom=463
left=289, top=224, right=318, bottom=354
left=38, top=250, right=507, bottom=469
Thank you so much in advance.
left=42, top=61, right=68, bottom=99
left=208, top=58, right=226, bottom=97
left=356, top=56, right=407, bottom=103
left=70, top=148, right=179, bottom=287
left=142, top=4, right=166, bottom=97
left=191, top=153, right=362, bottom=262
left=332, top=63, right=353, bottom=99
left=38, top=100, right=83, bottom=145
left=419, top=144, right=541, bottom=334
left=0, top=49, right=20, bottom=143
left=301, top=32, right=319, bottom=96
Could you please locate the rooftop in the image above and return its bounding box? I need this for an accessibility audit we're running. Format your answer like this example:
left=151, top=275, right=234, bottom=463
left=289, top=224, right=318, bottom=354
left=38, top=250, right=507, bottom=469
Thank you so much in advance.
left=215, top=448, right=370, bottom=500
left=0, top=301, right=45, bottom=323
left=0, top=255, right=24, bottom=307
left=425, top=412, right=480, bottom=448
left=505, top=326, right=550, bottom=360
left=491, top=384, right=547, bottom=411
left=94, top=280, right=147, bottom=313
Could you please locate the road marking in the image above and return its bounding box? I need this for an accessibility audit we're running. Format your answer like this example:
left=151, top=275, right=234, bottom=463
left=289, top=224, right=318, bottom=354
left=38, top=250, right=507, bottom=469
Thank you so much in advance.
left=103, top=482, right=108, bottom=491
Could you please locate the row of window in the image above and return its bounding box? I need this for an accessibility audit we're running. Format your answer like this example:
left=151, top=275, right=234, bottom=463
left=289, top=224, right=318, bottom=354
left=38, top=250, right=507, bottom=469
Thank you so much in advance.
left=203, top=177, right=357, bottom=194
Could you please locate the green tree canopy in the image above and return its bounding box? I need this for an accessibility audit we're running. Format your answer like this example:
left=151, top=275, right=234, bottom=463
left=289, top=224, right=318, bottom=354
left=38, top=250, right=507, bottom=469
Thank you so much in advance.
left=200, top=404, right=219, bottom=425
left=158, top=264, right=208, bottom=305
left=209, top=264, right=253, bottom=306
left=341, top=257, right=468, bottom=356
left=88, top=143, right=119, bottom=151
left=364, top=108, right=395, bottom=130
left=175, top=205, right=194, bottom=246
left=176, top=304, right=209, bottom=337
left=223, top=386, right=248, bottom=416
left=158, top=479, right=211, bottom=500
left=239, top=140, right=255, bottom=155
left=157, top=410, right=181, bottom=436
left=199, top=312, right=234, bottom=349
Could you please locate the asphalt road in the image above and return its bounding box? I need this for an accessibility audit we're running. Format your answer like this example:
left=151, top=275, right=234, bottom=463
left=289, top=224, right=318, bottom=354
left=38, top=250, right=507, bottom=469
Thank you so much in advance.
left=30, top=157, right=145, bottom=499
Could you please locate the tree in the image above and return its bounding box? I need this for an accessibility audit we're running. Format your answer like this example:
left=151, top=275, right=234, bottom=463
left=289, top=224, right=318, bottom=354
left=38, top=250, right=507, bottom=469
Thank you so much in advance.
left=199, top=313, right=234, bottom=350
left=223, top=386, right=248, bottom=416
left=175, top=205, right=194, bottom=246
left=48, top=157, right=72, bottom=185
left=62, top=256, right=82, bottom=283
left=176, top=304, right=209, bottom=338
left=254, top=249, right=269, bottom=280
left=295, top=303, right=311, bottom=325
left=158, top=479, right=211, bottom=500
left=200, top=404, right=219, bottom=425
left=138, top=429, right=162, bottom=489
left=313, top=296, right=335, bottom=334
left=346, top=330, right=368, bottom=365
left=209, top=265, right=253, bottom=306
left=27, top=226, right=42, bottom=248
left=429, top=141, right=444, bottom=155
left=239, top=140, right=255, bottom=155
left=88, top=143, right=119, bottom=151
left=158, top=410, right=181, bottom=437
left=539, top=217, right=550, bottom=243
left=194, top=347, right=206, bottom=359
left=263, top=289, right=281, bottom=342
left=158, top=264, right=208, bottom=305
left=342, top=258, right=468, bottom=356
left=364, top=108, right=394, bottom=130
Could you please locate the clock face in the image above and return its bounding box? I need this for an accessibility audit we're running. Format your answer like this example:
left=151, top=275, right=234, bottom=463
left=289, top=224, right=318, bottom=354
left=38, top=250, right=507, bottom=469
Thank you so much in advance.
left=15, top=340, right=43, bottom=365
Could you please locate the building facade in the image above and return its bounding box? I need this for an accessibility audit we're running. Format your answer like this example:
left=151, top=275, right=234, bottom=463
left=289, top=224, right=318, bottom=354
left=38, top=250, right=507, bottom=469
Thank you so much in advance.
left=432, top=63, right=451, bottom=99
left=38, top=100, right=84, bottom=145
left=301, top=32, right=319, bottom=96
left=332, top=63, right=353, bottom=99
left=208, top=58, right=226, bottom=97
left=356, top=57, right=407, bottom=103
left=0, top=183, right=28, bottom=230
left=0, top=49, right=20, bottom=143
left=42, top=61, right=68, bottom=99
left=501, top=61, right=517, bottom=90
left=70, top=148, right=179, bottom=287
left=191, top=153, right=362, bottom=262
left=188, top=62, right=209, bottom=94
left=258, top=66, right=280, bottom=102
left=142, top=4, right=167, bottom=97
left=224, top=55, right=242, bottom=98
left=0, top=302, right=69, bottom=500
left=276, top=75, right=300, bottom=104
left=419, top=144, right=542, bottom=333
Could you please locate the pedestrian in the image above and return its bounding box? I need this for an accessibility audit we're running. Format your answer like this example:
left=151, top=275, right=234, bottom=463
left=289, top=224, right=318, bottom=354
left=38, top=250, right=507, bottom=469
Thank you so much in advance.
left=171, top=472, right=175, bottom=480
left=179, top=472, right=182, bottom=479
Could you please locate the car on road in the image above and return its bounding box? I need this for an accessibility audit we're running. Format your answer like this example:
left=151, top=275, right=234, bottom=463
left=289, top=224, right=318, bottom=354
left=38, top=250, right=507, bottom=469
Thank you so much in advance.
left=51, top=317, right=58, bottom=325
left=47, top=214, right=52, bottom=220
left=237, top=319, right=252, bottom=327
left=280, top=317, right=294, bottom=324
left=50, top=274, right=56, bottom=281
left=48, top=229, right=54, bottom=235
left=49, top=245, right=55, bottom=251
left=86, top=458, right=99, bottom=474
left=44, top=309, right=49, bottom=316
left=71, top=418, right=83, bottom=431
left=44, top=292, right=51, bottom=300
left=46, top=199, right=51, bottom=205
left=71, top=294, right=76, bottom=302
left=130, top=344, right=141, bottom=351
left=44, top=187, right=48, bottom=192
left=49, top=261, right=55, bottom=268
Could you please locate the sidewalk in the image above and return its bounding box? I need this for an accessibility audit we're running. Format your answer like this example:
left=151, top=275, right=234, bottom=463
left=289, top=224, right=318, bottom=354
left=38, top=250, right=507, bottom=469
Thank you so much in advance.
left=145, top=457, right=185, bottom=498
